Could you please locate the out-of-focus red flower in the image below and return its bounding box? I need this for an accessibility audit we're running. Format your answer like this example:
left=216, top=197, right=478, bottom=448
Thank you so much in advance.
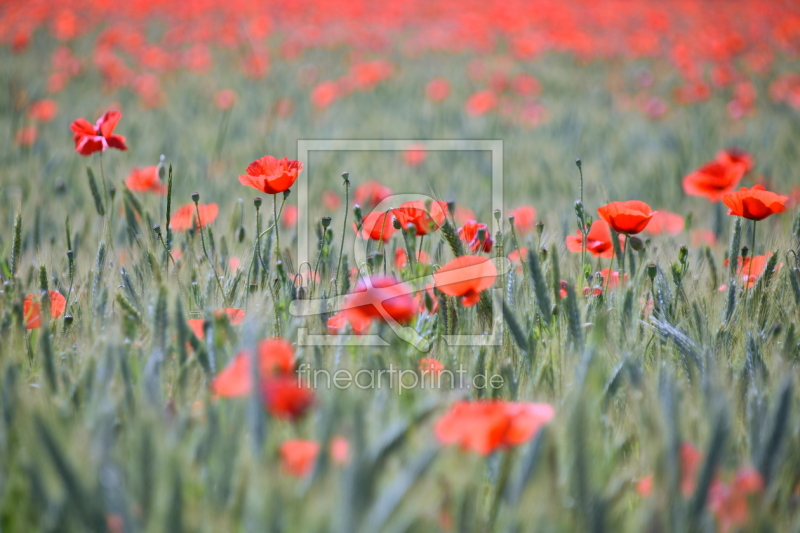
left=395, top=248, right=430, bottom=269
left=392, top=200, right=448, bottom=236
left=722, top=185, right=788, bottom=221
left=28, top=99, right=58, bottom=122
left=403, top=144, right=426, bottom=166
left=169, top=203, right=219, bottom=231
left=419, top=358, right=444, bottom=375
left=434, top=400, right=554, bottom=455
left=357, top=211, right=395, bottom=242
left=642, top=97, right=667, bottom=119
left=598, top=200, right=655, bottom=235
left=565, top=220, right=620, bottom=259
left=644, top=210, right=685, bottom=236
left=24, top=291, right=67, bottom=329
left=691, top=229, right=717, bottom=247
left=453, top=206, right=476, bottom=225
left=282, top=205, right=298, bottom=228
left=70, top=110, right=127, bottom=156
left=509, top=206, right=536, bottom=234
left=239, top=156, right=303, bottom=195
left=465, top=89, right=497, bottom=116
left=683, top=160, right=745, bottom=202
left=125, top=166, right=166, bottom=195
left=185, top=43, right=212, bottom=73
left=709, top=467, right=764, bottom=533
left=15, top=126, right=37, bottom=147
left=426, top=78, right=450, bottom=102
left=323, top=190, right=341, bottom=210
left=132, top=74, right=166, bottom=109
left=344, top=276, right=417, bottom=330
left=716, top=148, right=754, bottom=174
left=212, top=338, right=295, bottom=397
left=214, top=89, right=237, bottom=110
left=598, top=268, right=628, bottom=290
left=229, top=257, right=241, bottom=272
left=434, top=256, right=497, bottom=306
left=511, top=73, right=541, bottom=96
left=457, top=220, right=493, bottom=253
left=242, top=49, right=269, bottom=79
left=274, top=97, right=295, bottom=118
left=262, top=376, right=314, bottom=420
left=724, top=253, right=778, bottom=288
left=327, top=311, right=370, bottom=335
left=354, top=181, right=392, bottom=208
left=350, top=60, right=393, bottom=90
left=674, top=80, right=711, bottom=104
left=638, top=442, right=702, bottom=498
left=280, top=436, right=349, bottom=477
left=312, top=81, right=339, bottom=108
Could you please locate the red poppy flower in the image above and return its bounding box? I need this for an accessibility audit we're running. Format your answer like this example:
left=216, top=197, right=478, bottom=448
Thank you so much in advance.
left=356, top=211, right=395, bottom=242
left=638, top=442, right=702, bottom=498
left=419, top=358, right=444, bottom=375
left=597, top=200, right=655, bottom=235
left=280, top=437, right=349, bottom=477
left=691, top=229, right=717, bottom=247
left=426, top=78, right=450, bottom=102
left=391, top=200, right=448, bottom=236
left=598, top=268, right=628, bottom=290
left=239, top=155, right=303, bottom=195
left=354, top=181, right=392, bottom=208
left=312, top=81, right=339, bottom=108
left=434, top=400, right=554, bottom=455
left=453, top=206, right=476, bottom=225
left=709, top=467, right=763, bottom=533
left=323, top=191, right=341, bottom=210
left=169, top=203, right=218, bottom=232
left=434, top=256, right=497, bottom=306
left=465, top=89, right=497, bottom=116
left=187, top=319, right=205, bottom=339
left=262, top=376, right=313, bottom=420
left=70, top=110, right=127, bottom=156
left=644, top=210, right=685, bottom=236
left=722, top=185, right=788, bottom=221
left=682, top=160, right=745, bottom=202
left=125, top=166, right=166, bottom=195
left=24, top=291, right=67, bottom=329
left=724, top=254, right=778, bottom=288
left=281, top=205, right=298, bottom=228
left=716, top=147, right=753, bottom=174
left=457, top=220, right=494, bottom=253
left=565, top=220, right=621, bottom=259
left=15, top=126, right=37, bottom=147
left=394, top=248, right=431, bottom=269
left=28, top=99, right=58, bottom=122
left=403, top=144, right=426, bottom=166
left=217, top=308, right=245, bottom=324
left=326, top=311, right=370, bottom=335
left=211, top=338, right=295, bottom=397
left=214, top=89, right=237, bottom=110
left=509, top=206, right=536, bottom=234
left=344, top=276, right=417, bottom=330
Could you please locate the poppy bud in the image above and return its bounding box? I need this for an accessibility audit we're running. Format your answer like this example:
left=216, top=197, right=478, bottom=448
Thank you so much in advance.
left=393, top=218, right=402, bottom=230
left=66, top=250, right=74, bottom=261
left=629, top=236, right=644, bottom=251
left=647, top=263, right=657, bottom=281
left=406, top=223, right=417, bottom=238
left=574, top=200, right=584, bottom=219
left=493, top=209, right=501, bottom=222
left=63, top=314, right=73, bottom=328
left=325, top=228, right=334, bottom=243
left=341, top=172, right=350, bottom=185
left=447, top=200, right=456, bottom=214
left=153, top=225, right=162, bottom=235
left=679, top=245, right=689, bottom=265
left=424, top=289, right=435, bottom=312
left=254, top=197, right=262, bottom=208
left=191, top=192, right=200, bottom=203
left=109, top=186, right=116, bottom=201
left=283, top=188, right=291, bottom=199
left=477, top=227, right=487, bottom=243
left=536, top=221, right=545, bottom=237
left=296, top=286, right=306, bottom=300
left=249, top=283, right=259, bottom=293
left=353, top=205, right=362, bottom=223
left=741, top=246, right=749, bottom=259
left=158, top=155, right=166, bottom=180
left=321, top=216, right=332, bottom=228
left=508, top=215, right=515, bottom=227
left=575, top=158, right=582, bottom=169
left=539, top=247, right=547, bottom=260
left=237, top=226, right=246, bottom=242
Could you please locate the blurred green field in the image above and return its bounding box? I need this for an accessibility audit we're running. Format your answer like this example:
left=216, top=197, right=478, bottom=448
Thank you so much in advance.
left=3, top=9, right=800, bottom=533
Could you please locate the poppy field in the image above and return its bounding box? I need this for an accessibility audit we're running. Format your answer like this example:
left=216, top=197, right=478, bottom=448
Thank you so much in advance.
left=4, top=0, right=800, bottom=531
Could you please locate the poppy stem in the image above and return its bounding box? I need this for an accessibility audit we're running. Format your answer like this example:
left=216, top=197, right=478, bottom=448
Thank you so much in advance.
left=335, top=173, right=350, bottom=295
left=620, top=234, right=629, bottom=287
left=273, top=194, right=282, bottom=268
left=99, top=151, right=109, bottom=209
left=195, top=201, right=229, bottom=306
left=747, top=220, right=756, bottom=298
